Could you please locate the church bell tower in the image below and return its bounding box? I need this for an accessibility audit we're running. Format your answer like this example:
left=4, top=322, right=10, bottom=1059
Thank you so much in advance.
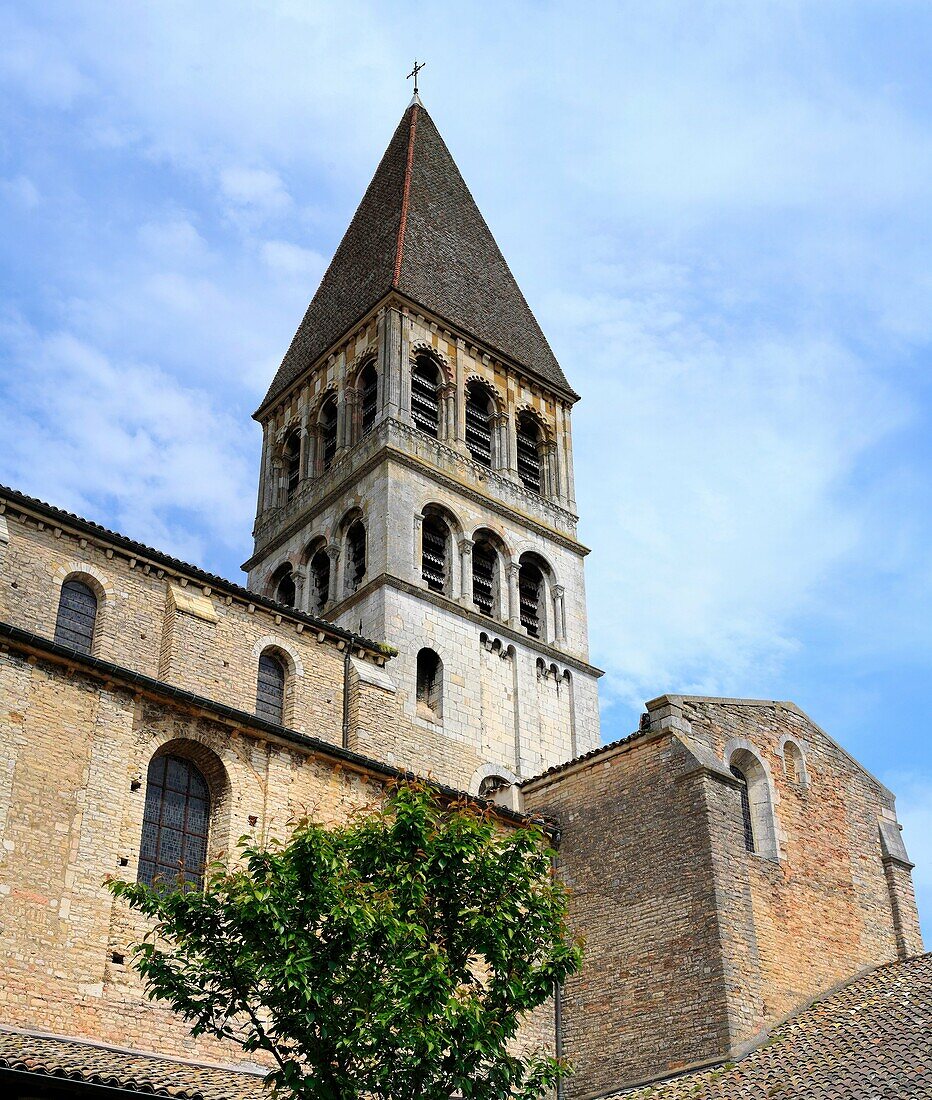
left=243, top=94, right=601, bottom=789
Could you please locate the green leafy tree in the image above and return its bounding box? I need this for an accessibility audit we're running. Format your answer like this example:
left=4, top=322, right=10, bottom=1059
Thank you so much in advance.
left=108, top=781, right=582, bottom=1100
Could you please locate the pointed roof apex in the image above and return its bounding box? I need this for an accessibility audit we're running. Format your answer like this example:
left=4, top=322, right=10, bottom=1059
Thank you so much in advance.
left=258, top=100, right=574, bottom=414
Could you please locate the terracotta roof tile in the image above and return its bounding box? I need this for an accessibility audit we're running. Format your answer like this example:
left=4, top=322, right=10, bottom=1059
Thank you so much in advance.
left=610, top=953, right=932, bottom=1100
left=0, top=1029, right=268, bottom=1100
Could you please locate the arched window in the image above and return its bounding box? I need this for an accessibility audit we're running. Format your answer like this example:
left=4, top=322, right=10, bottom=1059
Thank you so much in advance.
left=727, top=748, right=779, bottom=859
left=465, top=381, right=493, bottom=467
left=416, top=648, right=443, bottom=721
left=411, top=355, right=441, bottom=437
left=345, top=521, right=366, bottom=594
left=138, top=754, right=210, bottom=890
left=730, top=765, right=755, bottom=853
left=472, top=537, right=499, bottom=617
left=518, top=558, right=544, bottom=637
left=360, top=362, right=378, bottom=437
left=320, top=395, right=338, bottom=471
left=309, top=548, right=331, bottom=613
left=283, top=429, right=301, bottom=502
left=271, top=564, right=296, bottom=608
left=54, top=578, right=98, bottom=654
left=256, top=650, right=286, bottom=724
left=421, top=513, right=450, bottom=593
left=516, top=414, right=542, bottom=494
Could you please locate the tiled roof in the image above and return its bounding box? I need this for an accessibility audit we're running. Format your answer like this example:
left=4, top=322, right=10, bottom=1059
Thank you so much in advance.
left=0, top=484, right=384, bottom=655
left=260, top=99, right=574, bottom=412
left=0, top=1029, right=268, bottom=1100
left=520, top=727, right=645, bottom=786
left=611, top=953, right=932, bottom=1100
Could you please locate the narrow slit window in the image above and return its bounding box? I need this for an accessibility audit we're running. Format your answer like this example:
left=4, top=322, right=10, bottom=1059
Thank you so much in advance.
left=320, top=397, right=338, bottom=470
left=360, top=364, right=378, bottom=436
left=472, top=541, right=497, bottom=617
left=346, top=522, right=366, bottom=593
left=55, top=579, right=98, bottom=654
left=518, top=561, right=543, bottom=637
left=138, top=754, right=210, bottom=891
left=256, top=651, right=286, bottom=724
left=416, top=648, right=443, bottom=720
left=730, top=765, right=756, bottom=852
left=516, top=415, right=542, bottom=494
left=310, top=549, right=330, bottom=613
left=411, top=356, right=441, bottom=437
left=421, top=515, right=449, bottom=593
left=465, top=382, right=493, bottom=467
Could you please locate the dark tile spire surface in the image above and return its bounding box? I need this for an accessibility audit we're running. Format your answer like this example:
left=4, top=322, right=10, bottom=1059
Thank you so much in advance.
left=259, top=101, right=572, bottom=412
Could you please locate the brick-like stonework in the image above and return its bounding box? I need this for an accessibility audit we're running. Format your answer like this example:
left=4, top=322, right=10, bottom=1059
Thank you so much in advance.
left=522, top=695, right=922, bottom=1097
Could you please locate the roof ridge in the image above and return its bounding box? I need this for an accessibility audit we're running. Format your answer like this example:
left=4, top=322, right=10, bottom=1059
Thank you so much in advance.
left=392, top=103, right=418, bottom=287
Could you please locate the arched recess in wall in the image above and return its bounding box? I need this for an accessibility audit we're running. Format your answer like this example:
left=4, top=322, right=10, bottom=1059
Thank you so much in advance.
left=136, top=739, right=229, bottom=891
left=781, top=738, right=809, bottom=788
left=726, top=745, right=780, bottom=860
left=304, top=536, right=331, bottom=614
left=416, top=647, right=443, bottom=722
left=471, top=528, right=508, bottom=620
left=255, top=645, right=294, bottom=725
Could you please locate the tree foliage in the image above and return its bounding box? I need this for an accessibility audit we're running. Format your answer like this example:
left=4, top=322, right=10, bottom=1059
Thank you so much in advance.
left=108, top=781, right=582, bottom=1100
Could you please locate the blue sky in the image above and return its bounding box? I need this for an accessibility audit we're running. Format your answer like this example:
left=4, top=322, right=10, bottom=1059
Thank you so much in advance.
left=1, top=1, right=930, bottom=937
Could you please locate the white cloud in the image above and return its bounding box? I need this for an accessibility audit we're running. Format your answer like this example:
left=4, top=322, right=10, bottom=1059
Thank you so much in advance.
left=0, top=175, right=40, bottom=209
left=137, top=217, right=208, bottom=263
left=219, top=167, right=292, bottom=215
left=261, top=239, right=325, bottom=279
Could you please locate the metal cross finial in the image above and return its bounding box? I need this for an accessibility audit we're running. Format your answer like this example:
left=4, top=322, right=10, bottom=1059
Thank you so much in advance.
left=407, top=59, right=425, bottom=94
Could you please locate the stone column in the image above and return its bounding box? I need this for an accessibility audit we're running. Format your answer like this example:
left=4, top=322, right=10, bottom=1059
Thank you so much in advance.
left=326, top=545, right=341, bottom=605
left=305, top=429, right=319, bottom=481
left=440, top=383, right=456, bottom=443
left=382, top=308, right=403, bottom=421
left=560, top=403, right=577, bottom=508
left=491, top=412, right=508, bottom=470
left=455, top=339, right=467, bottom=448
left=292, top=566, right=307, bottom=612
left=507, top=562, right=521, bottom=629
left=270, top=459, right=284, bottom=508
left=258, top=422, right=273, bottom=512
left=413, top=513, right=424, bottom=582
left=459, top=538, right=473, bottom=603
left=505, top=394, right=519, bottom=479
left=341, top=385, right=358, bottom=449
left=541, top=440, right=558, bottom=498
left=552, top=584, right=566, bottom=645
left=399, top=314, right=412, bottom=424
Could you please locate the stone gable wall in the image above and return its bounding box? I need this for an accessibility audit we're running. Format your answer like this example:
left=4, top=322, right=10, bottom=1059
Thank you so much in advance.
left=522, top=697, right=922, bottom=1096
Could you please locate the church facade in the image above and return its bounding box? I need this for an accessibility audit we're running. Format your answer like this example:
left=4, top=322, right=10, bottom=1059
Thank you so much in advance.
left=0, top=96, right=924, bottom=1099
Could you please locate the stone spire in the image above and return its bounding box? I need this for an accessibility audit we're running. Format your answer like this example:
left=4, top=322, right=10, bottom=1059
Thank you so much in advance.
left=257, top=100, right=573, bottom=414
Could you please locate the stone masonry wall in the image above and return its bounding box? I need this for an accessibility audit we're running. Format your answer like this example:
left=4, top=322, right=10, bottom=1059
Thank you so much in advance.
left=522, top=697, right=923, bottom=1096
left=0, top=644, right=554, bottom=1069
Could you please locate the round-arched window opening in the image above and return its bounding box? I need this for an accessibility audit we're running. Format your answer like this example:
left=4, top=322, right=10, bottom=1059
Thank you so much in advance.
left=516, top=414, right=542, bottom=494
left=256, top=649, right=287, bottom=724
left=309, top=547, right=331, bottom=613
left=411, top=355, right=442, bottom=437
left=421, top=512, right=451, bottom=594
left=138, top=753, right=210, bottom=891
left=727, top=748, right=779, bottom=860
left=729, top=764, right=755, bottom=853
left=271, top=565, right=296, bottom=608
left=320, top=396, right=338, bottom=471
left=55, top=577, right=99, bottom=654
left=465, top=381, right=493, bottom=467
left=478, top=774, right=509, bottom=799
left=471, top=537, right=499, bottom=618
left=359, top=362, right=378, bottom=437
left=345, top=521, right=367, bottom=594
left=416, top=648, right=443, bottom=721
left=283, top=429, right=301, bottom=501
